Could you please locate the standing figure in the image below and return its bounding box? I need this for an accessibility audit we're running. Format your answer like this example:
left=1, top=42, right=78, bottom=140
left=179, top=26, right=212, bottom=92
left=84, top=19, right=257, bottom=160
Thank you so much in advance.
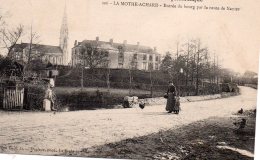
left=166, top=82, right=178, bottom=113
left=44, top=84, right=55, bottom=111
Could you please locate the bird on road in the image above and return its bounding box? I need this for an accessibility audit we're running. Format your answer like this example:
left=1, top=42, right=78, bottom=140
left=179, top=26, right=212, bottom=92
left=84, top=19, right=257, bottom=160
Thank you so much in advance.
left=233, top=118, right=246, bottom=129
left=139, top=102, right=145, bottom=109
left=238, top=108, right=243, bottom=114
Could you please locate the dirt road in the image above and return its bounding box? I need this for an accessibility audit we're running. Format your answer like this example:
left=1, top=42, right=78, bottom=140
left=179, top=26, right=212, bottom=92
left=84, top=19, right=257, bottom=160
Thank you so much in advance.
left=0, top=86, right=257, bottom=155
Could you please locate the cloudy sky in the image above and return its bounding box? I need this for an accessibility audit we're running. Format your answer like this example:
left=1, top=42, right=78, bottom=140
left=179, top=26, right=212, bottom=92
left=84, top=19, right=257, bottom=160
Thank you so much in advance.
left=0, top=0, right=259, bottom=73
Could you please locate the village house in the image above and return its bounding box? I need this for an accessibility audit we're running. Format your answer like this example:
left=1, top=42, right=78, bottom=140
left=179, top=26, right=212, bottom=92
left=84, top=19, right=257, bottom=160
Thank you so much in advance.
left=71, top=37, right=161, bottom=71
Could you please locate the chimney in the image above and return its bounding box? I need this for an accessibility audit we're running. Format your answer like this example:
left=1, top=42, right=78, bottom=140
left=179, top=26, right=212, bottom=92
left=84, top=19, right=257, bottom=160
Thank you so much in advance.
left=109, top=38, right=113, bottom=45
left=123, top=40, right=127, bottom=45
left=154, top=47, right=157, bottom=52
left=96, top=36, right=99, bottom=41
left=137, top=42, right=140, bottom=46
left=74, top=40, right=78, bottom=46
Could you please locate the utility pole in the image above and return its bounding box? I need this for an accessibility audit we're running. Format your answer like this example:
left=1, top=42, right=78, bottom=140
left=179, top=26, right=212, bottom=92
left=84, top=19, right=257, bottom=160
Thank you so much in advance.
left=81, top=65, right=84, bottom=90
left=195, top=40, right=200, bottom=96
left=129, top=67, right=132, bottom=95
left=176, top=42, right=179, bottom=60
left=216, top=56, right=219, bottom=85
left=106, top=61, right=110, bottom=94
left=28, top=24, right=33, bottom=65
left=213, top=52, right=216, bottom=84
left=185, top=41, right=190, bottom=87
left=176, top=41, right=180, bottom=93
left=150, top=70, right=153, bottom=97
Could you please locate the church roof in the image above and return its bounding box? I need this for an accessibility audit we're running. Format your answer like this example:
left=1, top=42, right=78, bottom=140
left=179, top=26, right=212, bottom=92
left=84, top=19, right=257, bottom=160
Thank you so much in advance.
left=13, top=43, right=63, bottom=55
left=76, top=40, right=156, bottom=54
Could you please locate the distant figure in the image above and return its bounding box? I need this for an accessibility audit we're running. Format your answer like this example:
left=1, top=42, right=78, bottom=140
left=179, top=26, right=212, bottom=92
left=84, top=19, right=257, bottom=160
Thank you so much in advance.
left=44, top=84, right=56, bottom=111
left=165, top=82, right=179, bottom=114
left=238, top=108, right=243, bottom=114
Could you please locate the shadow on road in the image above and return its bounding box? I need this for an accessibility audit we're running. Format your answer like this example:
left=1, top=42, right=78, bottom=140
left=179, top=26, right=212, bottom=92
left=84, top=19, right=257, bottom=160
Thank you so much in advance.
left=68, top=110, right=256, bottom=159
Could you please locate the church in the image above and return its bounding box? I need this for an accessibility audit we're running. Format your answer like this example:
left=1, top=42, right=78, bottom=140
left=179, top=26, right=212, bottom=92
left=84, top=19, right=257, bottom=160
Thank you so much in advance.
left=11, top=6, right=69, bottom=66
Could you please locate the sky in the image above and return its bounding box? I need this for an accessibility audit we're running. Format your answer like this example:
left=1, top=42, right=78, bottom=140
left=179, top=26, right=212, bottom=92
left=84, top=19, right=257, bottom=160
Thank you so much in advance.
left=0, top=0, right=259, bottom=73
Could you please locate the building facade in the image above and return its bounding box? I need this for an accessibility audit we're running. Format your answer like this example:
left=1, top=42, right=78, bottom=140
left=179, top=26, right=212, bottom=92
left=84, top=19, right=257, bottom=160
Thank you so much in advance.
left=71, top=37, right=161, bottom=71
left=11, top=43, right=64, bottom=65
left=11, top=6, right=69, bottom=66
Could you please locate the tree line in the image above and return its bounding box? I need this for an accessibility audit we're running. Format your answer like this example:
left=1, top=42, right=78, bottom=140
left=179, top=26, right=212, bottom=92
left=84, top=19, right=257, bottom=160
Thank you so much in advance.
left=160, top=39, right=222, bottom=95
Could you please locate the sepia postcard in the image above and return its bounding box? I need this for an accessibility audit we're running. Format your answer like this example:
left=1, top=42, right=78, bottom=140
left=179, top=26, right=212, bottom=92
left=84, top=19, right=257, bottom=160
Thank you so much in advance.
left=0, top=0, right=259, bottom=159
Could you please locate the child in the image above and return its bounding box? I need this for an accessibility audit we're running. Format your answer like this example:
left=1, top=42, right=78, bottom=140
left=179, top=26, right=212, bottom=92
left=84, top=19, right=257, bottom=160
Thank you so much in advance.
left=174, top=96, right=181, bottom=114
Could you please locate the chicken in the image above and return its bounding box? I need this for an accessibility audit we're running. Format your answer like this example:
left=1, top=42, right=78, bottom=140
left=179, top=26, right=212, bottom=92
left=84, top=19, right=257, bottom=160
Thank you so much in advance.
left=238, top=108, right=243, bottom=114
left=233, top=118, right=246, bottom=129
left=139, top=102, right=145, bottom=109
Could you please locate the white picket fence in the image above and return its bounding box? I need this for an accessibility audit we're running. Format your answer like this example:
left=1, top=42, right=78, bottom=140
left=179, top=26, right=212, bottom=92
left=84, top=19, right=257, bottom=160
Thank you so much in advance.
left=3, top=88, right=24, bottom=110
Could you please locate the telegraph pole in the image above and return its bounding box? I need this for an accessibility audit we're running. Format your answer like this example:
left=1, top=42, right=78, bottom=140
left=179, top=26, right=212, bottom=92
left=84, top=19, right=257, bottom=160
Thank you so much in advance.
left=217, top=56, right=219, bottom=85
left=81, top=65, right=84, bottom=90
left=195, top=40, right=200, bottom=96
left=106, top=61, right=110, bottom=94
left=129, top=67, right=132, bottom=95
left=150, top=70, right=153, bottom=97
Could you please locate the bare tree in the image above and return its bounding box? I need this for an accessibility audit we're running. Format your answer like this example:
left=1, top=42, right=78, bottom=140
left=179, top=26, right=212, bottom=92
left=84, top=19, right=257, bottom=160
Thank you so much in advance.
left=27, top=25, right=41, bottom=64
left=78, top=41, right=109, bottom=89
left=79, top=42, right=109, bottom=69
left=0, top=24, right=24, bottom=57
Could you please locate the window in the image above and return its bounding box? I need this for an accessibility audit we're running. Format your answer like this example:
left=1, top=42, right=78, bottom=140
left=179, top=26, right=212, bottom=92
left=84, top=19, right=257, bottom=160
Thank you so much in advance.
left=155, top=63, right=159, bottom=70
left=133, top=54, right=137, bottom=60
left=148, top=63, right=153, bottom=70
left=149, top=55, right=153, bottom=61
left=143, top=62, right=147, bottom=70
left=156, top=56, right=159, bottom=61
left=118, top=63, right=123, bottom=68
left=143, top=55, right=147, bottom=60
left=119, top=52, right=124, bottom=59
left=131, top=62, right=137, bottom=69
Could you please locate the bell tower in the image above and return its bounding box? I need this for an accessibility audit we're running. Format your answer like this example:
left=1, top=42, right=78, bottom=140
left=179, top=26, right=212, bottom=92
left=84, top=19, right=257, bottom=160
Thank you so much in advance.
left=59, top=3, right=69, bottom=65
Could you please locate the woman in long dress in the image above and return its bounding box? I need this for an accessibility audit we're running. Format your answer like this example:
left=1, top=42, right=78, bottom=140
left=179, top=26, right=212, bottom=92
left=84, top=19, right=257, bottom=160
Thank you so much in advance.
left=166, top=82, right=179, bottom=114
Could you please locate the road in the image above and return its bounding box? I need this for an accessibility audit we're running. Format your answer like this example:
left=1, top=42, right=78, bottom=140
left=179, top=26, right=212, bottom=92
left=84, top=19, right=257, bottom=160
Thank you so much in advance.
left=0, top=86, right=257, bottom=155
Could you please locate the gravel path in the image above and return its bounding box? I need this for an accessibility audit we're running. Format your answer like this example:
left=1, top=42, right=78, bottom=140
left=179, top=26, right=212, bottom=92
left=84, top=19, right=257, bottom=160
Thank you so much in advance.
left=0, top=86, right=256, bottom=155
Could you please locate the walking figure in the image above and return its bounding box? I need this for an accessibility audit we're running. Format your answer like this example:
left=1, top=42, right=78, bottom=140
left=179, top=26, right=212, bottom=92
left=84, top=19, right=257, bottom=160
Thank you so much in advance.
left=165, top=82, right=179, bottom=114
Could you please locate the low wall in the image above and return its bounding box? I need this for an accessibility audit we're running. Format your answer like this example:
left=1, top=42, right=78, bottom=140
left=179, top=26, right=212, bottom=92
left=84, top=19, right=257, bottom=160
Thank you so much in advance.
left=141, top=92, right=240, bottom=106
left=244, top=84, right=257, bottom=89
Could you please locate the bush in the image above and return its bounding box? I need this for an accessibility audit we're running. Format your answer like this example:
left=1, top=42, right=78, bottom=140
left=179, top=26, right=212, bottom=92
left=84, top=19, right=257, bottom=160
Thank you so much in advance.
left=220, top=83, right=239, bottom=93
left=56, top=90, right=125, bottom=111
left=55, top=68, right=170, bottom=91
left=24, top=83, right=47, bottom=110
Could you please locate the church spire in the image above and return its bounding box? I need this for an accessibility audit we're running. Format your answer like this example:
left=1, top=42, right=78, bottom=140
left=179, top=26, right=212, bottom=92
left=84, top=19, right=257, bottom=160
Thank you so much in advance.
left=59, top=2, right=69, bottom=65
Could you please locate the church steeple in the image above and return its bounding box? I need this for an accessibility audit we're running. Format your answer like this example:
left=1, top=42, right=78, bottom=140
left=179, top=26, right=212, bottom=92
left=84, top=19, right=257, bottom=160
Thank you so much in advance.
left=59, top=3, right=69, bottom=65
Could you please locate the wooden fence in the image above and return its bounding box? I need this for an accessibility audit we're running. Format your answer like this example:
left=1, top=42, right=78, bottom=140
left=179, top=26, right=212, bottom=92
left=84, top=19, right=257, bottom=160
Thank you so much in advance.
left=2, top=87, right=24, bottom=110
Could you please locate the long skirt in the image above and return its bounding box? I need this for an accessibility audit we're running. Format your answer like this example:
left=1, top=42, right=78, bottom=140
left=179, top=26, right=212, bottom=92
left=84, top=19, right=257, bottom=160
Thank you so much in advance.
left=166, top=93, right=179, bottom=112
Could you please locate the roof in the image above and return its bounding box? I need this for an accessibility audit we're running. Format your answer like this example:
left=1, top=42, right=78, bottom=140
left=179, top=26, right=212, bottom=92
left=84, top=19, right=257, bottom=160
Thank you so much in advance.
left=75, top=40, right=157, bottom=54
left=13, top=43, right=63, bottom=55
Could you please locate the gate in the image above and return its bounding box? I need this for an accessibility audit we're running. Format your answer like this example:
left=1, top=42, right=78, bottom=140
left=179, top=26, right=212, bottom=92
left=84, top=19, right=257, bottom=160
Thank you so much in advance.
left=3, top=87, right=24, bottom=110
left=0, top=80, right=24, bottom=110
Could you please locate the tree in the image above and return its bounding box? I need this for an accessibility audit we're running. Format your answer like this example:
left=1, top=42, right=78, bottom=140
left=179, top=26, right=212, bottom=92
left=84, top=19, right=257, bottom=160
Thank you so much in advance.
left=79, top=42, right=109, bottom=69
left=0, top=24, right=24, bottom=57
left=78, top=42, right=109, bottom=89
left=27, top=25, right=40, bottom=65
left=0, top=56, right=19, bottom=78
left=160, top=52, right=173, bottom=72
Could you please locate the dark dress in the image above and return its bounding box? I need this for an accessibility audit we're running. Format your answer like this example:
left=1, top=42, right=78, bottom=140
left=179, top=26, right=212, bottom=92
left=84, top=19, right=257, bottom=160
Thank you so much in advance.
left=166, top=85, right=179, bottom=113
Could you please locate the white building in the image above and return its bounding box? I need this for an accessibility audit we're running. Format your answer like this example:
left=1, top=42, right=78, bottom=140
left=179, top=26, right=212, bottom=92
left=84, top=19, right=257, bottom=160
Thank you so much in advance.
left=71, top=37, right=161, bottom=71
